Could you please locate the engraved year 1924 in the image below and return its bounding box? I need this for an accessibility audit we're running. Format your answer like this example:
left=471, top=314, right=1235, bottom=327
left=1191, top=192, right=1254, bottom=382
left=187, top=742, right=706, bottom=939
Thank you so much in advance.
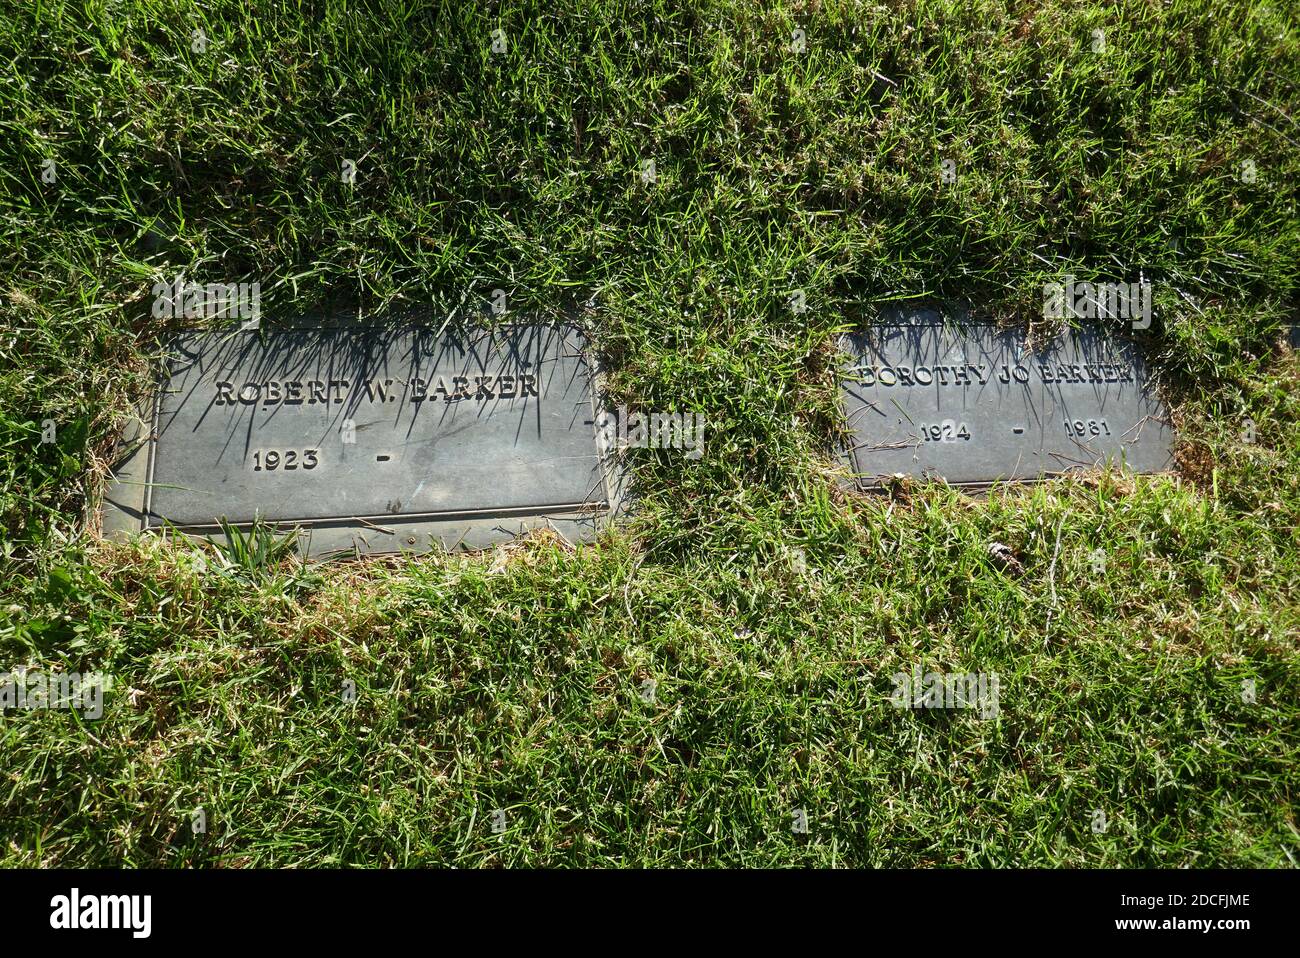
left=918, top=420, right=971, bottom=442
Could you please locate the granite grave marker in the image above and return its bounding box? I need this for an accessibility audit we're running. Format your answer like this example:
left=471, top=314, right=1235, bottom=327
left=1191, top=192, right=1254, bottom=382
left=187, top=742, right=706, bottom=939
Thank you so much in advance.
left=102, top=323, right=618, bottom=555
left=840, top=308, right=1174, bottom=488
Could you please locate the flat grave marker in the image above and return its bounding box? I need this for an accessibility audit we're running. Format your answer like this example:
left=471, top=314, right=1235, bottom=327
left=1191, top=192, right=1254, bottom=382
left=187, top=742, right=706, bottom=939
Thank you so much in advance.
left=102, top=323, right=617, bottom=555
left=840, top=309, right=1175, bottom=488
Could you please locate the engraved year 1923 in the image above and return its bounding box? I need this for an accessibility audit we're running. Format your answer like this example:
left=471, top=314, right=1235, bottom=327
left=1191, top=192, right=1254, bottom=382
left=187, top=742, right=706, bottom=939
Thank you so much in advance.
left=251, top=448, right=319, bottom=471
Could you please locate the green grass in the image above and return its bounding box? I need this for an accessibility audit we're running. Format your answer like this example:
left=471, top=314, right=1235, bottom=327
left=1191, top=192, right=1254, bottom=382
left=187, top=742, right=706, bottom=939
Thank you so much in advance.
left=1, top=0, right=1298, bottom=866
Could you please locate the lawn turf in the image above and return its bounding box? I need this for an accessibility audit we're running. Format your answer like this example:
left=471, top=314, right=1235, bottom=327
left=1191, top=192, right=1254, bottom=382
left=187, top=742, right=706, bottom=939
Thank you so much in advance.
left=1, top=0, right=1297, bottom=866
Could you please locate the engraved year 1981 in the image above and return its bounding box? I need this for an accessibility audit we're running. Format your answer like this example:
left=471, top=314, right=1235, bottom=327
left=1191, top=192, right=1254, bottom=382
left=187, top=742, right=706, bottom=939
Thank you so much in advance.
left=251, top=448, right=319, bottom=471
left=1064, top=419, right=1111, bottom=438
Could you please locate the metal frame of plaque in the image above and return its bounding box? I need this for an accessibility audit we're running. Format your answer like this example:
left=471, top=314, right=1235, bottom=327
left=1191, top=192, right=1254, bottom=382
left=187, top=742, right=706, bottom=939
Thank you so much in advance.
left=839, top=307, right=1175, bottom=489
left=100, top=323, right=625, bottom=557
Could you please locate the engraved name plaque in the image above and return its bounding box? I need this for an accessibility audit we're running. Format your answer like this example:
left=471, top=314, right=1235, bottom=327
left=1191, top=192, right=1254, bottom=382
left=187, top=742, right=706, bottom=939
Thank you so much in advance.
left=840, top=309, right=1174, bottom=487
left=102, top=323, right=616, bottom=555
